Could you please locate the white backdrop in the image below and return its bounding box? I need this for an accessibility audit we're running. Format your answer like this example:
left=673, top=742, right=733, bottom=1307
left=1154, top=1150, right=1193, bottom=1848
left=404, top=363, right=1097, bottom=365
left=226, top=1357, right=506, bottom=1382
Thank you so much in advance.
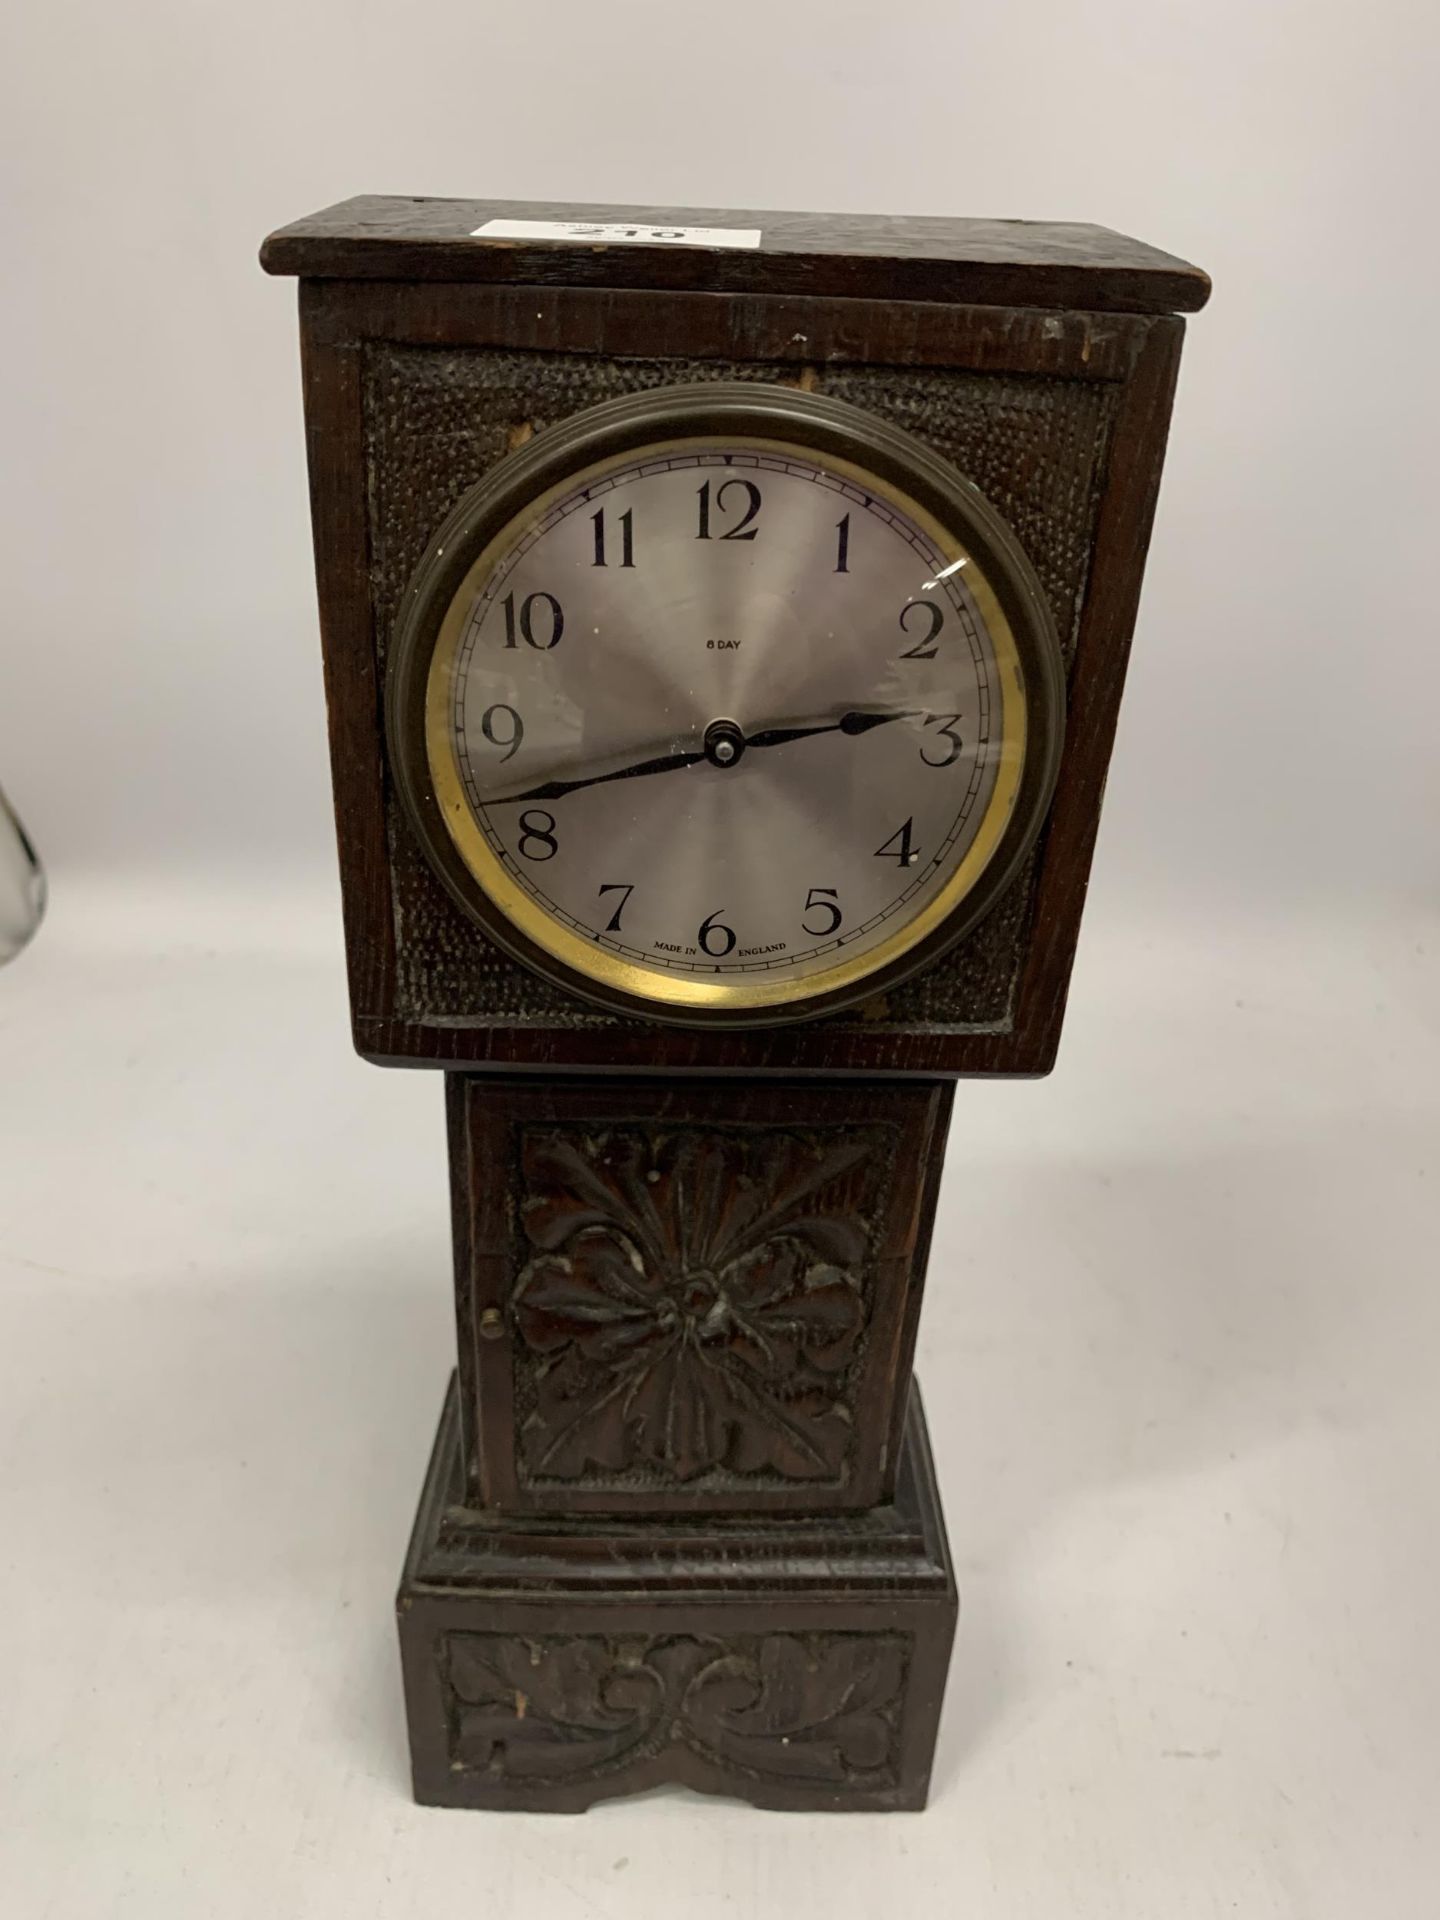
left=2, top=7, right=1439, bottom=1920
left=2, top=0, right=1436, bottom=911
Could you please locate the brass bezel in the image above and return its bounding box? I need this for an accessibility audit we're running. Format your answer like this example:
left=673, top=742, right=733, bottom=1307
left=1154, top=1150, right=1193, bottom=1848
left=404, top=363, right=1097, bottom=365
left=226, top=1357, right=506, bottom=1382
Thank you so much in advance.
left=387, top=385, right=1065, bottom=1028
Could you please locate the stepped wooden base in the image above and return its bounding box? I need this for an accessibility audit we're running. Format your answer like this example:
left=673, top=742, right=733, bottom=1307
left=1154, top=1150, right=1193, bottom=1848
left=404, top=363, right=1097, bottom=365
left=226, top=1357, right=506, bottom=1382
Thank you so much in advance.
left=397, top=1376, right=958, bottom=1812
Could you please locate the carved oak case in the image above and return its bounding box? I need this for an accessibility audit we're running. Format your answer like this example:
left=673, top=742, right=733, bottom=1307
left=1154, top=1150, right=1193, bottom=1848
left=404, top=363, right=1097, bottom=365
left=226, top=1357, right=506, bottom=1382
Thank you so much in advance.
left=263, top=195, right=1207, bottom=1813
left=450, top=1078, right=950, bottom=1515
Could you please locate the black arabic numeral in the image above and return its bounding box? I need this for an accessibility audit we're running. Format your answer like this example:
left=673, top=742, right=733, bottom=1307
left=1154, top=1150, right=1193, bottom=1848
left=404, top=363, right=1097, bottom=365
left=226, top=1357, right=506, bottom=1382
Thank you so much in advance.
left=897, top=599, right=943, bottom=659
left=591, top=506, right=634, bottom=568
left=597, top=883, right=634, bottom=932
left=835, top=514, right=850, bottom=574
left=479, top=703, right=524, bottom=762
left=802, top=887, right=842, bottom=937
left=698, top=908, right=737, bottom=957
left=502, top=590, right=564, bottom=649
left=696, top=478, right=761, bottom=541
left=518, top=810, right=558, bottom=860
left=920, top=713, right=964, bottom=767
left=874, top=819, right=919, bottom=866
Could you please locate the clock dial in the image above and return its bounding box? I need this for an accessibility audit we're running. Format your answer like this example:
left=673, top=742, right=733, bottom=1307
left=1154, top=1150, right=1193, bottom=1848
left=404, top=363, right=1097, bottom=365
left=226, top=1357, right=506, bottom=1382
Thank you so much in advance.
left=394, top=391, right=1063, bottom=1024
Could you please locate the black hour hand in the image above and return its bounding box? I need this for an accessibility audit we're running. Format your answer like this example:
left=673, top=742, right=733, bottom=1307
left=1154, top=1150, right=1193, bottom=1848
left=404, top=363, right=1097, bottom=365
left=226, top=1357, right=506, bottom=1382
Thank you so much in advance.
left=746, top=709, right=915, bottom=751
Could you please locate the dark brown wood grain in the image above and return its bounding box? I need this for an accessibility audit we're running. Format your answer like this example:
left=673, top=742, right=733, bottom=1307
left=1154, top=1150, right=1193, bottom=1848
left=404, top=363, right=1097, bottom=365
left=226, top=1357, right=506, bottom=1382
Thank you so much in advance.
left=446, top=1076, right=952, bottom=1517
left=398, top=1375, right=957, bottom=1812
left=299, top=277, right=1151, bottom=381
left=264, top=195, right=1210, bottom=316
left=297, top=325, right=395, bottom=1021
left=1001, top=316, right=1188, bottom=1072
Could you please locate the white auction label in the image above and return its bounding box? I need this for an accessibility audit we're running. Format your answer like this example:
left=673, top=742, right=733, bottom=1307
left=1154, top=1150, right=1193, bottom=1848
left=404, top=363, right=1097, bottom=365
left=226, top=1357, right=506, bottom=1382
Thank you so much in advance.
left=471, top=218, right=763, bottom=250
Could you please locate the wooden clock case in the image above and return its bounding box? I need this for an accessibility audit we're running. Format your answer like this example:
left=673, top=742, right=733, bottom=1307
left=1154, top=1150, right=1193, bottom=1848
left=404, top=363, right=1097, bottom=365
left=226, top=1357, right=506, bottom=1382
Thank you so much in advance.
left=263, top=197, right=1207, bottom=1813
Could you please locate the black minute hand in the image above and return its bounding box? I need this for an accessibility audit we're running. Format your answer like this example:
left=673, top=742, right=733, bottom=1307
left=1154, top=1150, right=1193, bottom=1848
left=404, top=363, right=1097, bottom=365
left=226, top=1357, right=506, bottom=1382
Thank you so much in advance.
left=497, top=743, right=709, bottom=805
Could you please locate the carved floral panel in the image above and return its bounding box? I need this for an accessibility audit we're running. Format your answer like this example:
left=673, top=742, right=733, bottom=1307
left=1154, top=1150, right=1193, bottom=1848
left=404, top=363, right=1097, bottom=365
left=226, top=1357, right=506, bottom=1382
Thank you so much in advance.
left=445, top=1630, right=909, bottom=1790
left=509, top=1123, right=888, bottom=1491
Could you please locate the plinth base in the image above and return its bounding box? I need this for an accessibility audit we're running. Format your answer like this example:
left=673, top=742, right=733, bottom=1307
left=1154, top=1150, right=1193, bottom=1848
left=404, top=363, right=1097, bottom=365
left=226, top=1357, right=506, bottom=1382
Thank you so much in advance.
left=396, top=1377, right=957, bottom=1812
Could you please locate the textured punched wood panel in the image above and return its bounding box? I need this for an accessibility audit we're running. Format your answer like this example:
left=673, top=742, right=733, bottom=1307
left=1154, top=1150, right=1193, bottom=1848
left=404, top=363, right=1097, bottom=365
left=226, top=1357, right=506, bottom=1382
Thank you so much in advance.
left=362, top=347, right=1118, bottom=1034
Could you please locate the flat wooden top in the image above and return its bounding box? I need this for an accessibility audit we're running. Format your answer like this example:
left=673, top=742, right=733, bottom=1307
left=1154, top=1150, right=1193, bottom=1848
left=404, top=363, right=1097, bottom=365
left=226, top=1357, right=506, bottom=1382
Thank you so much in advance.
left=260, top=196, right=1210, bottom=315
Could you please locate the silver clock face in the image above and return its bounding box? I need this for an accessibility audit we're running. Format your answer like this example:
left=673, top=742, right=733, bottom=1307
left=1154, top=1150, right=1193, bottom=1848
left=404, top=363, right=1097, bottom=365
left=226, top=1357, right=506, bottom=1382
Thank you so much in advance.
left=415, top=424, right=1045, bottom=1021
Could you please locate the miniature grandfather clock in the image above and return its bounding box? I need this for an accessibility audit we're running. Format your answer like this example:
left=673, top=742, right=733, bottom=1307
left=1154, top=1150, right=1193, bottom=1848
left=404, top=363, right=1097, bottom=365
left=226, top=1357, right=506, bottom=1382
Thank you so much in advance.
left=262, top=197, right=1208, bottom=1812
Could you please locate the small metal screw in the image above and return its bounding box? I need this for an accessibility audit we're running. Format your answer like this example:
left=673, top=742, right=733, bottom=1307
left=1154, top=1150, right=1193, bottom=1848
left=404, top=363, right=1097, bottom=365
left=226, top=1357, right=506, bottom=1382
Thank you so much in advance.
left=478, top=1307, right=505, bottom=1342
left=712, top=738, right=737, bottom=765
